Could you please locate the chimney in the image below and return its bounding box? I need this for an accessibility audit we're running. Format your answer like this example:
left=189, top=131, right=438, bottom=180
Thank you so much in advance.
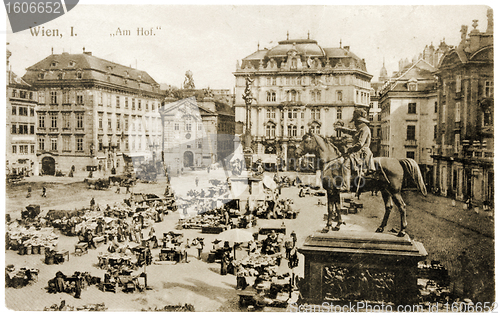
left=84, top=51, right=92, bottom=56
left=344, top=46, right=350, bottom=51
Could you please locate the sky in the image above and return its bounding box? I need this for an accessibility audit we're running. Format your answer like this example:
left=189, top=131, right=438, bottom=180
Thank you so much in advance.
left=4, top=3, right=494, bottom=90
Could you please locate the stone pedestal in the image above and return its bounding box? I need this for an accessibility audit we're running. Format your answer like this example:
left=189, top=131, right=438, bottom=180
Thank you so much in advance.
left=298, top=230, right=427, bottom=305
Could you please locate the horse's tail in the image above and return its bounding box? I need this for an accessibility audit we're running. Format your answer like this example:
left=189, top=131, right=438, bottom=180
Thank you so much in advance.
left=399, top=159, right=427, bottom=196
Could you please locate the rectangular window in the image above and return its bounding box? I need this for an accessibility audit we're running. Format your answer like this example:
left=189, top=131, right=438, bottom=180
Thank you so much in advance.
left=76, top=91, right=84, bottom=104
left=116, top=114, right=121, bottom=131
left=125, top=117, right=129, bottom=131
left=434, top=101, right=438, bottom=113
left=174, top=123, right=179, bottom=131
left=337, top=108, right=342, bottom=120
left=62, top=113, right=71, bottom=129
left=11, top=124, right=16, bottom=134
left=98, top=92, right=103, bottom=105
left=406, top=151, right=415, bottom=159
left=454, top=133, right=460, bottom=154
left=31, top=144, right=35, bottom=154
left=63, top=136, right=71, bottom=152
left=125, top=97, right=129, bottom=109
left=98, top=114, right=103, bottom=129
left=434, top=125, right=437, bottom=140
left=456, top=75, right=461, bottom=92
left=107, top=93, right=111, bottom=107
left=485, top=80, right=493, bottom=97
left=138, top=100, right=141, bottom=110
left=132, top=98, right=136, bottom=110
left=19, top=145, right=28, bottom=154
left=19, top=107, right=28, bottom=116
left=38, top=138, right=44, bottom=151
left=406, top=125, right=416, bottom=140
left=198, top=123, right=202, bottom=131
left=408, top=102, right=417, bottom=114
left=39, top=92, right=45, bottom=104
left=152, top=102, right=156, bottom=111
left=186, top=123, right=192, bottom=131
left=11, top=106, right=16, bottom=115
left=30, top=124, right=34, bottom=134
left=116, top=96, right=120, bottom=108
left=442, top=105, right=446, bottom=123
left=63, top=90, right=70, bottom=104
left=51, top=114, right=58, bottom=128
left=108, top=117, right=112, bottom=130
left=455, top=102, right=461, bottom=122
left=98, top=138, right=103, bottom=151
left=12, top=145, right=17, bottom=154
left=76, top=137, right=83, bottom=151
left=145, top=101, right=149, bottom=111
left=272, top=77, right=276, bottom=85
left=30, top=107, right=34, bottom=116
left=50, top=91, right=58, bottom=104
left=51, top=138, right=58, bottom=151
left=76, top=113, right=84, bottom=129
left=197, top=139, right=202, bottom=149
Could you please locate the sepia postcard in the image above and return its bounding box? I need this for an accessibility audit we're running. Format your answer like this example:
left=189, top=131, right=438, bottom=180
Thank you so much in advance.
left=3, top=2, right=496, bottom=312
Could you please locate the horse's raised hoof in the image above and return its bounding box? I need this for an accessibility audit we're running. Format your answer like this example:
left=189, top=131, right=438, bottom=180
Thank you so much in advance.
left=321, top=226, right=330, bottom=233
left=375, top=227, right=384, bottom=233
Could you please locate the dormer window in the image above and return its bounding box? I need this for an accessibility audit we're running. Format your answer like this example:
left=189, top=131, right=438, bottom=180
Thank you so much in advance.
left=76, top=71, right=82, bottom=79
left=69, top=61, right=76, bottom=67
left=51, top=61, right=58, bottom=67
left=407, top=78, right=418, bottom=91
left=38, top=73, right=45, bottom=80
left=58, top=72, right=65, bottom=80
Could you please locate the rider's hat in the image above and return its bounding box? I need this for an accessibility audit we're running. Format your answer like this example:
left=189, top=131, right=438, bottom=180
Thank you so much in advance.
left=351, top=109, right=369, bottom=123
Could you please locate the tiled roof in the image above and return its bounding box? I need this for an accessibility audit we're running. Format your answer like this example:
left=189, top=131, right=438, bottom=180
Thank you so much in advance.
left=23, top=52, right=159, bottom=93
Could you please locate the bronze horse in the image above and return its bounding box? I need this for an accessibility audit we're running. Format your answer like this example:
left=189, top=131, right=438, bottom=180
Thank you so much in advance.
left=296, top=132, right=427, bottom=237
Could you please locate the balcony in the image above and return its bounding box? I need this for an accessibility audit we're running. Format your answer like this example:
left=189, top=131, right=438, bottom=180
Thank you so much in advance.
left=404, top=139, right=418, bottom=147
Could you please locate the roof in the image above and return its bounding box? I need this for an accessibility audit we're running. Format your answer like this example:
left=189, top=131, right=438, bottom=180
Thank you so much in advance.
left=7, top=70, right=31, bottom=88
left=240, top=38, right=367, bottom=72
left=23, top=52, right=160, bottom=93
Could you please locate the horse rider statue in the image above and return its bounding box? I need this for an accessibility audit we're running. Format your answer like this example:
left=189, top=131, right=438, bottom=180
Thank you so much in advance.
left=335, top=109, right=376, bottom=193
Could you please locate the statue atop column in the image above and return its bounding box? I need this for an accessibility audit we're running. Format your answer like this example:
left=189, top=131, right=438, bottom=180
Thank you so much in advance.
left=183, top=70, right=195, bottom=89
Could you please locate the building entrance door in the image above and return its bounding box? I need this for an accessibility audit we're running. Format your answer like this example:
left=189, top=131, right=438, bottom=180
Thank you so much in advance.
left=183, top=151, right=194, bottom=167
left=41, top=156, right=56, bottom=175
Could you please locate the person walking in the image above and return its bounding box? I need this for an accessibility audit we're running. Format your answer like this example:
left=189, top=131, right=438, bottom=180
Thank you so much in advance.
left=26, top=186, right=32, bottom=198
left=195, top=176, right=199, bottom=187
left=41, top=186, right=47, bottom=198
left=197, top=239, right=204, bottom=260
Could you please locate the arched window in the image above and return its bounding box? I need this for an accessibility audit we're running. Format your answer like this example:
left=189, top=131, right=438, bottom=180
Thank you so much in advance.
left=271, top=92, right=276, bottom=102
left=291, top=90, right=297, bottom=102
left=287, top=125, right=297, bottom=137
left=311, top=123, right=321, bottom=134
left=266, top=122, right=276, bottom=138
left=267, top=91, right=272, bottom=102
left=300, top=126, right=305, bottom=136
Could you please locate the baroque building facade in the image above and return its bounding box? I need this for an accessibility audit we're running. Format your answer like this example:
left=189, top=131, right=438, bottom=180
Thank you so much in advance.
left=22, top=49, right=163, bottom=175
left=432, top=10, right=494, bottom=204
left=160, top=88, right=235, bottom=176
left=7, top=49, right=39, bottom=176
left=234, top=37, right=372, bottom=170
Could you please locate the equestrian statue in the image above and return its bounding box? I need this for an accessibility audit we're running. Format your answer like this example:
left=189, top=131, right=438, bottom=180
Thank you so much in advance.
left=296, top=109, right=427, bottom=237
